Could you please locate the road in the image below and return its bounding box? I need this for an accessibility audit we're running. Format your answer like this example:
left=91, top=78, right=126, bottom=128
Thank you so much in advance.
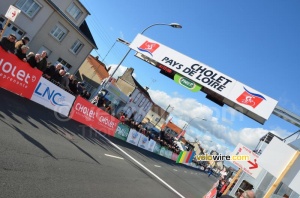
left=0, top=88, right=217, bottom=198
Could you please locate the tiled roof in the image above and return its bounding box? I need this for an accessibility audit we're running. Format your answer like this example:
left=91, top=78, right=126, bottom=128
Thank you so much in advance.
left=162, top=121, right=183, bottom=135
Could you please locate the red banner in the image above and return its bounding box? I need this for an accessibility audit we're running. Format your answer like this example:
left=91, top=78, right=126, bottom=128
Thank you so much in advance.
left=0, top=47, right=42, bottom=99
left=69, top=96, right=120, bottom=136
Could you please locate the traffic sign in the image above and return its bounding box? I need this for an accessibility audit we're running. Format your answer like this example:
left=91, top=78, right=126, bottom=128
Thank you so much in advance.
left=231, top=143, right=262, bottom=179
left=5, top=5, right=21, bottom=22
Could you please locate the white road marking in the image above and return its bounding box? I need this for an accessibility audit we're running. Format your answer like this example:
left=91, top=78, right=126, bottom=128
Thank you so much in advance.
left=105, top=154, right=124, bottom=160
left=173, top=169, right=178, bottom=172
left=154, top=165, right=161, bottom=168
left=91, top=128, right=185, bottom=198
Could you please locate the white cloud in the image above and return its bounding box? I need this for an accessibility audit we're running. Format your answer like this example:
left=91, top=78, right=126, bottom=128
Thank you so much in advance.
left=148, top=89, right=291, bottom=154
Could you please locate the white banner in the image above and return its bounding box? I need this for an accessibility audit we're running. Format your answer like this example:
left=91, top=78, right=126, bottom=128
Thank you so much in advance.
left=137, top=134, right=149, bottom=149
left=130, top=34, right=236, bottom=97
left=126, top=129, right=141, bottom=146
left=147, top=139, right=156, bottom=152
left=31, top=77, right=75, bottom=116
left=130, top=34, right=278, bottom=123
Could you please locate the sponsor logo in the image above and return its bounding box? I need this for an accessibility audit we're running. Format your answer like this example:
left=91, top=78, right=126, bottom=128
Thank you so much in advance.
left=75, top=103, right=96, bottom=119
left=236, top=87, right=266, bottom=108
left=137, top=41, right=160, bottom=56
left=0, top=58, right=37, bottom=88
left=116, top=126, right=129, bottom=137
left=34, top=82, right=69, bottom=106
left=179, top=77, right=195, bottom=89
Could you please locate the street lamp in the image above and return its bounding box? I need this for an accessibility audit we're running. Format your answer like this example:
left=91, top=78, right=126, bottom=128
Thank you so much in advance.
left=107, top=23, right=182, bottom=83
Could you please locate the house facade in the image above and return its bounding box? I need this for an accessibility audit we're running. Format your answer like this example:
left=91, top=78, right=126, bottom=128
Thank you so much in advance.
left=76, top=55, right=109, bottom=96
left=115, top=68, right=153, bottom=123
left=0, top=0, right=97, bottom=74
left=142, top=103, right=170, bottom=130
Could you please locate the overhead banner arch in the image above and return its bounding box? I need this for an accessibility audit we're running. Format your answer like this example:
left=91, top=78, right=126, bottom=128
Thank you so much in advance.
left=130, top=34, right=278, bottom=124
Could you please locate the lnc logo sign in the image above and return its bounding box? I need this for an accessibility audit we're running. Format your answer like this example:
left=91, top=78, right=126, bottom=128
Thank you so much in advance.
left=34, top=82, right=68, bottom=106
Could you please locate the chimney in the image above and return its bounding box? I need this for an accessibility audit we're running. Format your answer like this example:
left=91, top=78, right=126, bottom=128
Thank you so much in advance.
left=145, top=86, right=149, bottom=91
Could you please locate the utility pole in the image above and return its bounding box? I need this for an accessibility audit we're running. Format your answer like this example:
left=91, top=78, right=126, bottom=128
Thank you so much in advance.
left=154, top=104, right=173, bottom=127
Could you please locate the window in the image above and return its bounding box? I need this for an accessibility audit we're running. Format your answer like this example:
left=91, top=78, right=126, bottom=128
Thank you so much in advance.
left=50, top=24, right=67, bottom=41
left=138, top=98, right=147, bottom=107
left=67, top=3, right=83, bottom=20
left=136, top=115, right=142, bottom=123
left=125, top=108, right=132, bottom=117
left=0, top=17, right=24, bottom=39
left=143, top=102, right=150, bottom=110
left=55, top=58, right=72, bottom=71
left=144, top=102, right=152, bottom=111
left=37, top=46, right=51, bottom=57
left=133, top=93, right=141, bottom=103
left=70, top=40, right=83, bottom=54
left=16, top=0, right=41, bottom=18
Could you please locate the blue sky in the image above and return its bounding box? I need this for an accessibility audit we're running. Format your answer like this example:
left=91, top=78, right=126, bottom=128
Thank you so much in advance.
left=81, top=0, right=300, bottom=154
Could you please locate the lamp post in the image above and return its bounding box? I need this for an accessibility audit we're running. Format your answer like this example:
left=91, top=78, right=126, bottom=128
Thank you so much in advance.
left=102, top=38, right=130, bottom=62
left=106, top=23, right=182, bottom=83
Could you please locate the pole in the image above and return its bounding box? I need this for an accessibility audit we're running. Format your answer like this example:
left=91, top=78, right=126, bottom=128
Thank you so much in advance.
left=104, top=23, right=182, bottom=86
left=263, top=151, right=300, bottom=198
left=0, top=19, right=10, bottom=39
left=223, top=168, right=243, bottom=195
left=154, top=104, right=171, bottom=127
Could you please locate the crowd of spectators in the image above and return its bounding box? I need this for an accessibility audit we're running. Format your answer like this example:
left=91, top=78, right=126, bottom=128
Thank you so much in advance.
left=0, top=31, right=184, bottom=157
left=0, top=33, right=91, bottom=99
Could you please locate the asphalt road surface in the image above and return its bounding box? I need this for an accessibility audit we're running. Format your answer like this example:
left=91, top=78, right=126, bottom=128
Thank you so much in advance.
left=0, top=88, right=217, bottom=198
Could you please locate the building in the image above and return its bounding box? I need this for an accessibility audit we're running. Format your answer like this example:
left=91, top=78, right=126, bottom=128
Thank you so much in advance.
left=76, top=55, right=109, bottom=96
left=142, top=103, right=170, bottom=130
left=0, top=0, right=97, bottom=74
left=115, top=68, right=153, bottom=123
left=161, top=120, right=184, bottom=139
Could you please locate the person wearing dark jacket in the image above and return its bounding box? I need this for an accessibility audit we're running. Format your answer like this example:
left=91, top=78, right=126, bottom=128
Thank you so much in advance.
left=0, top=33, right=16, bottom=53
left=15, top=36, right=30, bottom=55
left=15, top=45, right=29, bottom=62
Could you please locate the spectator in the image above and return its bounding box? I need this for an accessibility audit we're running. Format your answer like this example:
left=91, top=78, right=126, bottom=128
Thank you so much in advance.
left=43, top=63, right=62, bottom=81
left=119, top=112, right=126, bottom=124
left=240, top=190, right=255, bottom=198
left=15, top=45, right=29, bottom=62
left=60, top=71, right=70, bottom=90
left=68, top=75, right=78, bottom=94
left=37, top=51, right=48, bottom=72
left=15, top=36, right=30, bottom=54
left=76, top=82, right=84, bottom=95
left=27, top=53, right=41, bottom=68
left=0, top=33, right=16, bottom=53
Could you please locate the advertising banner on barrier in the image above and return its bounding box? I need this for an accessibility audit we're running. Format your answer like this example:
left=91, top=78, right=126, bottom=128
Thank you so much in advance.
left=159, top=147, right=173, bottom=159
left=114, top=123, right=130, bottom=141
left=69, top=96, right=96, bottom=127
left=31, top=77, right=75, bottom=116
left=93, top=106, right=120, bottom=137
left=172, top=153, right=179, bottom=161
left=0, top=47, right=42, bottom=99
left=137, top=134, right=149, bottom=149
left=147, top=139, right=156, bottom=152
left=69, top=96, right=119, bottom=136
left=126, top=129, right=141, bottom=146
left=153, top=143, right=162, bottom=155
